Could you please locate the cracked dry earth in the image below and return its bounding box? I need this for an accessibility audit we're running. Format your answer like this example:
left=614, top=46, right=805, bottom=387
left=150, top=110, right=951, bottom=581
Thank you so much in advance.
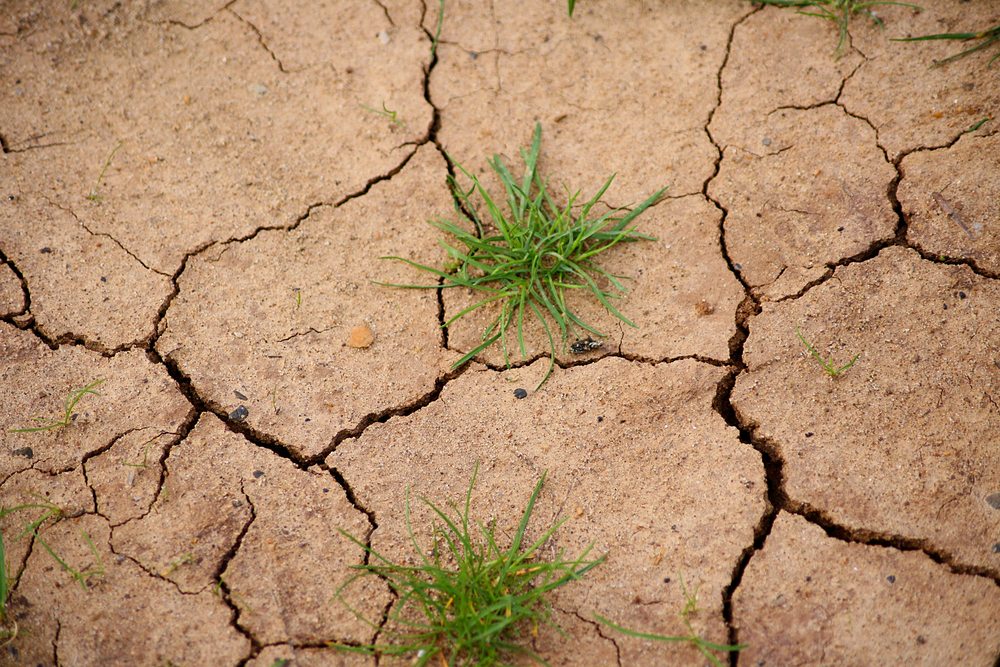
left=1, top=0, right=998, bottom=665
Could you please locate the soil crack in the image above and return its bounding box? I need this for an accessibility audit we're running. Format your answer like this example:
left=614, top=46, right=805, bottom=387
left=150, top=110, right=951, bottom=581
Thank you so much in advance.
left=227, top=8, right=292, bottom=74
left=217, top=480, right=260, bottom=659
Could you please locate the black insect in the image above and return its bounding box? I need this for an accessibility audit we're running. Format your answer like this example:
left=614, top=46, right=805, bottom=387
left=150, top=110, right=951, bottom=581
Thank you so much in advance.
left=570, top=337, right=602, bottom=354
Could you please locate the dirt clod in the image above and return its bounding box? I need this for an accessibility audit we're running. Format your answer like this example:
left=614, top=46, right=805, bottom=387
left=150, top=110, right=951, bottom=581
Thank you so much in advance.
left=346, top=324, right=375, bottom=349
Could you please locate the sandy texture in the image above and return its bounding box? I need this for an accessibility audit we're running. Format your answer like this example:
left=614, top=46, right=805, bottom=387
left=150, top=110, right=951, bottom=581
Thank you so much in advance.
left=0, top=323, right=191, bottom=482
left=709, top=6, right=862, bottom=151
left=735, top=513, right=1000, bottom=666
left=331, top=357, right=766, bottom=666
left=733, top=247, right=1000, bottom=572
left=9, top=514, right=249, bottom=666
left=430, top=0, right=748, bottom=204
left=0, top=261, right=25, bottom=316
left=899, top=131, right=1000, bottom=275
left=710, top=105, right=897, bottom=300
left=3, top=0, right=999, bottom=664
left=157, top=145, right=457, bottom=459
left=0, top=191, right=172, bottom=349
left=841, top=1, right=1000, bottom=161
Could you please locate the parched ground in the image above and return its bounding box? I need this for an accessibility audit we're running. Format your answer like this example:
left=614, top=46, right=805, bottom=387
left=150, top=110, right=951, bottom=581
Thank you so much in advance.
left=1, top=1, right=998, bottom=665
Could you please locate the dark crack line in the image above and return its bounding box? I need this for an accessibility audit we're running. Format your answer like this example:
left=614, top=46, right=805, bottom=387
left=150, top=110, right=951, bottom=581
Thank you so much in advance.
left=227, top=7, right=292, bottom=74
left=79, top=428, right=143, bottom=514
left=702, top=10, right=778, bottom=665
left=146, top=0, right=237, bottom=30
left=107, top=406, right=202, bottom=527
left=52, top=618, right=61, bottom=667
left=566, top=608, right=622, bottom=667
left=223, top=480, right=261, bottom=663
left=77, top=220, right=170, bottom=277
left=0, top=246, right=30, bottom=318
left=272, top=326, right=334, bottom=344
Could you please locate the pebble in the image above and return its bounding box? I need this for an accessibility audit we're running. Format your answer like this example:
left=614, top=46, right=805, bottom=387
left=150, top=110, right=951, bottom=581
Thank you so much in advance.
left=986, top=493, right=1000, bottom=510
left=13, top=446, right=33, bottom=458
left=229, top=405, right=249, bottom=422
left=378, top=30, right=390, bottom=45
left=513, top=388, right=528, bottom=399
left=347, top=324, right=375, bottom=349
left=251, top=83, right=268, bottom=96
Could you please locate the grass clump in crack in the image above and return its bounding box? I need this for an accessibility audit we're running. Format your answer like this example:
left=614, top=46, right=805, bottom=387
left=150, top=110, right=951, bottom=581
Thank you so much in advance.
left=381, top=123, right=664, bottom=388
left=332, top=464, right=604, bottom=665
left=9, top=379, right=104, bottom=433
left=755, top=0, right=920, bottom=58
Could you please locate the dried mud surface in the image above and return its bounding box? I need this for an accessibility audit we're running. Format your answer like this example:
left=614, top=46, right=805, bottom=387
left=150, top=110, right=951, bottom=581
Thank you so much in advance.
left=2, top=1, right=998, bottom=665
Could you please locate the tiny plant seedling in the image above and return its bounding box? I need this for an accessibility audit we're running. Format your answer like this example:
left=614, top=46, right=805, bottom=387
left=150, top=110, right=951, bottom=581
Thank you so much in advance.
left=429, top=0, right=445, bottom=59
left=567, top=0, right=577, bottom=17
left=86, top=142, right=123, bottom=202
left=755, top=0, right=921, bottom=59
left=360, top=102, right=404, bottom=127
left=595, top=574, right=745, bottom=667
left=1, top=500, right=105, bottom=643
left=894, top=22, right=1000, bottom=67
left=331, top=464, right=605, bottom=665
left=796, top=328, right=859, bottom=377
left=9, top=379, right=105, bottom=433
left=380, top=123, right=664, bottom=388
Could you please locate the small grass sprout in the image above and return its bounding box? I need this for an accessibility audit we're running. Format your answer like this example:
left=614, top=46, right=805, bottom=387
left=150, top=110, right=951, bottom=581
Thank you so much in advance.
left=0, top=531, right=10, bottom=637
left=430, top=0, right=445, bottom=59
left=0, top=500, right=105, bottom=642
left=756, top=0, right=920, bottom=58
left=595, top=574, right=744, bottom=667
left=332, top=464, right=605, bottom=665
left=86, top=141, right=123, bottom=202
left=796, top=328, right=859, bottom=377
left=567, top=0, right=577, bottom=17
left=894, top=21, right=1000, bottom=67
left=361, top=101, right=404, bottom=127
left=9, top=378, right=105, bottom=433
left=380, top=123, right=664, bottom=388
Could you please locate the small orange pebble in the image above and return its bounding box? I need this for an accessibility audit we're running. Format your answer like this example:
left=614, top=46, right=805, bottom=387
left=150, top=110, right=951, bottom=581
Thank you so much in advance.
left=347, top=324, right=374, bottom=349
left=182, top=94, right=192, bottom=105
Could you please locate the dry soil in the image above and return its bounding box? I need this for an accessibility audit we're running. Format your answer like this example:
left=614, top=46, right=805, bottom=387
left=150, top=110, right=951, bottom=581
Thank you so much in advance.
left=1, top=1, right=998, bottom=666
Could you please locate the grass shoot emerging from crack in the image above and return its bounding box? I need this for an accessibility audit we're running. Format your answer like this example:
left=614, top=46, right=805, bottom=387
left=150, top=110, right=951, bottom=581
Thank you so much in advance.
left=596, top=574, right=744, bottom=667
left=332, top=464, right=605, bottom=666
left=894, top=21, right=1000, bottom=67
left=1, top=500, right=105, bottom=644
left=756, top=0, right=920, bottom=58
left=380, top=123, right=664, bottom=388
left=9, top=379, right=105, bottom=433
left=796, top=328, right=859, bottom=377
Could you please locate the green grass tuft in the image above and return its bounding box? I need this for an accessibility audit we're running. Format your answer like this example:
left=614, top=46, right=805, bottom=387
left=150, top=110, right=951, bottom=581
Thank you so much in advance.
left=756, top=0, right=920, bottom=58
left=331, top=464, right=605, bottom=665
left=894, top=22, right=1000, bottom=67
left=9, top=379, right=105, bottom=433
left=380, top=123, right=664, bottom=388
left=796, top=328, right=860, bottom=377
